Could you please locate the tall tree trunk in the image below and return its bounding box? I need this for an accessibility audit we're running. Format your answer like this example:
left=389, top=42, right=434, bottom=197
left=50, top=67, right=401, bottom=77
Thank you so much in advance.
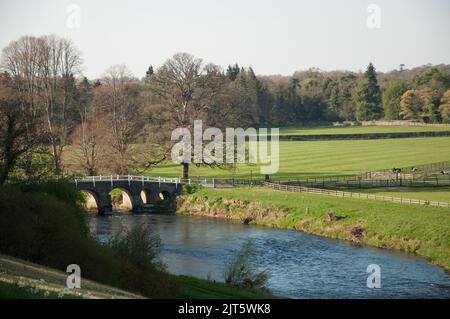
left=182, top=162, right=189, bottom=180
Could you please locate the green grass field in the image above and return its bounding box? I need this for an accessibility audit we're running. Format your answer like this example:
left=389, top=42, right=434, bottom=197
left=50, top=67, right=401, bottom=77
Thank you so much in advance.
left=279, top=125, right=450, bottom=135
left=352, top=186, right=450, bottom=202
left=147, top=137, right=450, bottom=179
left=180, top=187, right=450, bottom=270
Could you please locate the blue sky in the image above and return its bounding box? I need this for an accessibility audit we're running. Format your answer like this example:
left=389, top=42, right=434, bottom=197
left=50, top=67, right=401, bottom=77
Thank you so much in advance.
left=0, top=0, right=449, bottom=78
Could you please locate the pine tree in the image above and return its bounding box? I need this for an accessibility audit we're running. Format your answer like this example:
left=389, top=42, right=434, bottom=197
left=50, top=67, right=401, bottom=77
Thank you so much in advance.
left=226, top=63, right=240, bottom=81
left=145, top=65, right=154, bottom=83
left=355, top=63, right=383, bottom=121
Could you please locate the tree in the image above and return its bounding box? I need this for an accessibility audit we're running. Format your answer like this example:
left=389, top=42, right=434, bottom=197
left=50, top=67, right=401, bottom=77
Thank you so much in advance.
left=439, top=89, right=450, bottom=123
left=39, top=35, right=82, bottom=174
left=226, top=64, right=240, bottom=81
left=420, top=88, right=440, bottom=123
left=150, top=53, right=223, bottom=179
left=355, top=63, right=383, bottom=121
left=70, top=77, right=105, bottom=175
left=327, top=83, right=340, bottom=120
left=0, top=36, right=48, bottom=177
left=382, top=80, right=407, bottom=120
left=145, top=65, right=154, bottom=83
left=0, top=73, right=39, bottom=184
left=400, top=89, right=423, bottom=120
left=96, top=65, right=144, bottom=174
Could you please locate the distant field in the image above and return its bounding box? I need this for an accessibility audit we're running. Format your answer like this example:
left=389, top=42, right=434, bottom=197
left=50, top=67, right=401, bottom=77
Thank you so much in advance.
left=147, top=137, right=450, bottom=179
left=279, top=125, right=450, bottom=135
left=354, top=186, right=450, bottom=203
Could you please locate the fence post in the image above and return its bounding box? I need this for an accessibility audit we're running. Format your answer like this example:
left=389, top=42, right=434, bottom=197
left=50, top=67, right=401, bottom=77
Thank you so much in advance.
left=92, top=176, right=95, bottom=187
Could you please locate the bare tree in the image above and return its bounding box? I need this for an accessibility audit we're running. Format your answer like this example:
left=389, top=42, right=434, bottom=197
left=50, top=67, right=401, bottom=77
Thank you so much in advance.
left=95, top=65, right=144, bottom=174
left=150, top=53, right=225, bottom=178
left=67, top=78, right=107, bottom=175
left=39, top=35, right=82, bottom=174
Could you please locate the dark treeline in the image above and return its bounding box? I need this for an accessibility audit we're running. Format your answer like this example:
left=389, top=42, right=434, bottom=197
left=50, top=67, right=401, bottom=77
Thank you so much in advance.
left=1, top=35, right=450, bottom=179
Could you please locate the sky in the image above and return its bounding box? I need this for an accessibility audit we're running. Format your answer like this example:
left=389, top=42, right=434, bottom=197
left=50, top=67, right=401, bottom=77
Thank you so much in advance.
left=0, top=0, right=449, bottom=79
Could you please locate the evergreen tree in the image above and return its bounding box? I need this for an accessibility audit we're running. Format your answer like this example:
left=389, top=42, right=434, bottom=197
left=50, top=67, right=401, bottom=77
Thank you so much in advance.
left=226, top=63, right=240, bottom=81
left=327, top=83, right=340, bottom=120
left=145, top=65, right=154, bottom=83
left=355, top=63, right=383, bottom=120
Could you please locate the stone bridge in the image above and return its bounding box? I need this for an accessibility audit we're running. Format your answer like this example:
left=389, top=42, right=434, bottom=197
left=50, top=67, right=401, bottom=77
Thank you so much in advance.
left=74, top=175, right=182, bottom=214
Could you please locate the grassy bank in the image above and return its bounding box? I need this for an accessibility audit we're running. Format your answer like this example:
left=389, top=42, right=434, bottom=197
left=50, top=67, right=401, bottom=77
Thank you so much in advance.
left=148, top=137, right=450, bottom=179
left=0, top=254, right=271, bottom=299
left=177, top=187, right=450, bottom=271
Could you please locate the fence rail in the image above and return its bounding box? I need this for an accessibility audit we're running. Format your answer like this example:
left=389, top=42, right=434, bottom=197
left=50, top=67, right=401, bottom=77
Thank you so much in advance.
left=74, top=175, right=181, bottom=186
left=264, top=182, right=450, bottom=208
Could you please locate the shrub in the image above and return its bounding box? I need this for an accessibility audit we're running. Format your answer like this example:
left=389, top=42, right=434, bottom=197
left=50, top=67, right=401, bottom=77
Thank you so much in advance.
left=110, top=224, right=165, bottom=271
left=0, top=184, right=120, bottom=284
left=110, top=224, right=179, bottom=297
left=223, top=240, right=269, bottom=290
left=181, top=184, right=202, bottom=195
left=0, top=180, right=179, bottom=298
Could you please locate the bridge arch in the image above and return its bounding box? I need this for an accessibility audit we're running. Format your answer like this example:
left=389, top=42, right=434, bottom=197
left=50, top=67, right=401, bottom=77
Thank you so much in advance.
left=110, top=187, right=134, bottom=212
left=140, top=189, right=152, bottom=204
left=81, top=190, right=99, bottom=213
left=159, top=190, right=172, bottom=201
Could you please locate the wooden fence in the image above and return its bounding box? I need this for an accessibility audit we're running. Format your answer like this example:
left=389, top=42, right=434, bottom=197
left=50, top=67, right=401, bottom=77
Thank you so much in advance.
left=263, top=182, right=450, bottom=208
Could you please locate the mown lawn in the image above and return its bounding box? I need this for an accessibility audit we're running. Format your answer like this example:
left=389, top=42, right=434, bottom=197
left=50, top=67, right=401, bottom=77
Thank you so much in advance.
left=279, top=125, right=450, bottom=135
left=182, top=187, right=450, bottom=271
left=147, top=137, right=450, bottom=179
left=352, top=185, right=450, bottom=203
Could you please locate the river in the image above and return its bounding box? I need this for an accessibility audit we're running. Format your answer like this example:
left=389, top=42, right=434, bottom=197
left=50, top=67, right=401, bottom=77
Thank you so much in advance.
left=89, top=213, right=450, bottom=298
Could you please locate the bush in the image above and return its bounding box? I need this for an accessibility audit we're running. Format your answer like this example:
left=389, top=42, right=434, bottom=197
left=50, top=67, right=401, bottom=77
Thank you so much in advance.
left=0, top=180, right=179, bottom=298
left=223, top=240, right=269, bottom=290
left=181, top=184, right=202, bottom=195
left=0, top=183, right=120, bottom=284
left=110, top=224, right=179, bottom=297
left=110, top=224, right=165, bottom=271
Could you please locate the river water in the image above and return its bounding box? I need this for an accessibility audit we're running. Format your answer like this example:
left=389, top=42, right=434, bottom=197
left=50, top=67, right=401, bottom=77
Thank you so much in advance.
left=89, top=213, right=450, bottom=298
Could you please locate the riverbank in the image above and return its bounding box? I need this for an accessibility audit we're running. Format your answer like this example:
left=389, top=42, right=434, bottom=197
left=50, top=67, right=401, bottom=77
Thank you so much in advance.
left=176, top=187, right=450, bottom=271
left=0, top=254, right=272, bottom=299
